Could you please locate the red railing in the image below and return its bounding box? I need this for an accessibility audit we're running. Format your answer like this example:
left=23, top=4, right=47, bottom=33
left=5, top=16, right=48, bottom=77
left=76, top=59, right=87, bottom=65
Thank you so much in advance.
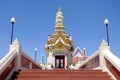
left=0, top=48, right=17, bottom=80
left=0, top=48, right=41, bottom=80
left=103, top=49, right=120, bottom=79
left=0, top=59, right=15, bottom=80
left=81, top=55, right=100, bottom=69
left=105, top=58, right=120, bottom=79
left=21, top=55, right=41, bottom=69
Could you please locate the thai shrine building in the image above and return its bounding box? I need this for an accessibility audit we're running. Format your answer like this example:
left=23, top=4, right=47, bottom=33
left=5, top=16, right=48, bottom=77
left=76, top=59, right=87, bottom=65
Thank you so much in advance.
left=0, top=8, right=120, bottom=80
left=45, top=8, right=87, bottom=68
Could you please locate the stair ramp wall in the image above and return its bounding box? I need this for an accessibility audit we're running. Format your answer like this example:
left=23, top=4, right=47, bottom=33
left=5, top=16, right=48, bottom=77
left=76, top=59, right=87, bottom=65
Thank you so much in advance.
left=0, top=39, right=42, bottom=80
left=78, top=40, right=120, bottom=80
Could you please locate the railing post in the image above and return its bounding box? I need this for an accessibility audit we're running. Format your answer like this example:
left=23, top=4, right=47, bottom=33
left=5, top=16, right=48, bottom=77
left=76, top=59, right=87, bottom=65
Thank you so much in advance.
left=29, top=62, right=32, bottom=69
left=9, top=38, right=22, bottom=71
left=99, top=40, right=110, bottom=71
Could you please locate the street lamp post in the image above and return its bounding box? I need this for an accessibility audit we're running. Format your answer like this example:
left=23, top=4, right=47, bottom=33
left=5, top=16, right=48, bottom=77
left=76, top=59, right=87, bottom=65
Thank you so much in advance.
left=104, top=19, right=110, bottom=46
left=10, top=17, right=16, bottom=44
left=83, top=48, right=86, bottom=60
left=34, top=48, right=37, bottom=61
left=42, top=55, right=44, bottom=65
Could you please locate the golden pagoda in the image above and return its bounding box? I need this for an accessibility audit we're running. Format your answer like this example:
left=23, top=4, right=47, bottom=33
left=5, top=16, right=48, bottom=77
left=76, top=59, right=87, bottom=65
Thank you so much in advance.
left=45, top=7, right=74, bottom=68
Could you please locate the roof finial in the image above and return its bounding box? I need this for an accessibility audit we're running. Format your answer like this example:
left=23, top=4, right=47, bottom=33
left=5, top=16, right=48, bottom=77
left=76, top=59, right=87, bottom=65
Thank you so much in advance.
left=58, top=6, right=61, bottom=11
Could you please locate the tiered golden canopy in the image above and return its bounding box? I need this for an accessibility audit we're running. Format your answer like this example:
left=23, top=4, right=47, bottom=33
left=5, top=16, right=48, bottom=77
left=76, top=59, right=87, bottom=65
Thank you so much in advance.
left=45, top=7, right=74, bottom=52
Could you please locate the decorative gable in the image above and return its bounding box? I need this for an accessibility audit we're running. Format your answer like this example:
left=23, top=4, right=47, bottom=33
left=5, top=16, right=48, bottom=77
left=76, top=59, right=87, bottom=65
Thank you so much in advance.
left=52, top=38, right=68, bottom=50
left=73, top=47, right=83, bottom=57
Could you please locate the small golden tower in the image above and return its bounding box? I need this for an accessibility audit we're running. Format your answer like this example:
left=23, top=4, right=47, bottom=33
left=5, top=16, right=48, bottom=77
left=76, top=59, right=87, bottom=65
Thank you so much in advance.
left=45, top=7, right=74, bottom=68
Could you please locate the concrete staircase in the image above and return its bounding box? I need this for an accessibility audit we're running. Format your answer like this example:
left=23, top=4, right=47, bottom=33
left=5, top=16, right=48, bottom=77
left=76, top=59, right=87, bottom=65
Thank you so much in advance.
left=16, top=69, right=111, bottom=80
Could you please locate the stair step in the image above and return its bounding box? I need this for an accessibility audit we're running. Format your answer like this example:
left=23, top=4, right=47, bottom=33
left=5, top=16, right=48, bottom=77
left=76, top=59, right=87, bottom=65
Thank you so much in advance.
left=18, top=73, right=108, bottom=76
left=15, top=69, right=111, bottom=80
left=20, top=70, right=105, bottom=74
left=17, top=78, right=111, bottom=80
left=18, top=75, right=111, bottom=78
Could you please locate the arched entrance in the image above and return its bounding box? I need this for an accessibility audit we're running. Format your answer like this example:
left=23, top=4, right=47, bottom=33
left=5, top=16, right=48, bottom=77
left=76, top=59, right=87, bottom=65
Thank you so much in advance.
left=55, top=55, right=65, bottom=68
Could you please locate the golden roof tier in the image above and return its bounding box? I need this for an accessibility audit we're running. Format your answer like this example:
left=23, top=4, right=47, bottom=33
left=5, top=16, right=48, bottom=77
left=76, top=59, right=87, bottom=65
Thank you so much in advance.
left=45, top=7, right=74, bottom=52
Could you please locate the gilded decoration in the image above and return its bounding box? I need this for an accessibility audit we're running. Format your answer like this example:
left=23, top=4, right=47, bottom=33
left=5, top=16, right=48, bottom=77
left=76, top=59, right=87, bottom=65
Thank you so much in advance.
left=47, top=32, right=72, bottom=45
left=52, top=40, right=68, bottom=50
left=45, top=7, right=73, bottom=52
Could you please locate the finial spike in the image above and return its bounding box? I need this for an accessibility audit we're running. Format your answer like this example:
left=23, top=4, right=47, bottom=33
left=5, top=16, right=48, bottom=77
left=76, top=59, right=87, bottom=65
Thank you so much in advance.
left=13, top=38, right=20, bottom=44
left=100, top=39, right=108, bottom=46
left=58, top=6, right=61, bottom=11
left=102, top=39, right=106, bottom=42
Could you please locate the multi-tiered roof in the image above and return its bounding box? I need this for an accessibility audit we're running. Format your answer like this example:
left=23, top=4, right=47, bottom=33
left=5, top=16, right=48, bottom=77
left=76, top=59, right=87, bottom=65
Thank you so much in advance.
left=45, top=7, right=74, bottom=52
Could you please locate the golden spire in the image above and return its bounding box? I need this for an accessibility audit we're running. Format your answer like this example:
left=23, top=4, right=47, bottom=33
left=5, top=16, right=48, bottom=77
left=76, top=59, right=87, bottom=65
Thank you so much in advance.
left=45, top=7, right=74, bottom=52
left=56, top=7, right=63, bottom=25
left=54, top=7, right=65, bottom=34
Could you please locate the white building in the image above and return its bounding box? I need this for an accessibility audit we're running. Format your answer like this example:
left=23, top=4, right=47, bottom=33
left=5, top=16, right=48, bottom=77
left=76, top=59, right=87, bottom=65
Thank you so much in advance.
left=72, top=47, right=87, bottom=64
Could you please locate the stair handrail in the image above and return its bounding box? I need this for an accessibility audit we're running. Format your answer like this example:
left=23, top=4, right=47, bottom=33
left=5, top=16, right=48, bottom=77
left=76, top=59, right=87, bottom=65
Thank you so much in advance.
left=0, top=48, right=17, bottom=75
left=104, top=49, right=120, bottom=71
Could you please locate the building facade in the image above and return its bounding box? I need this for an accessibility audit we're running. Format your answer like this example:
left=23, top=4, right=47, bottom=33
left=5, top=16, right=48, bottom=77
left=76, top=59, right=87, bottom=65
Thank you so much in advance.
left=45, top=8, right=74, bottom=68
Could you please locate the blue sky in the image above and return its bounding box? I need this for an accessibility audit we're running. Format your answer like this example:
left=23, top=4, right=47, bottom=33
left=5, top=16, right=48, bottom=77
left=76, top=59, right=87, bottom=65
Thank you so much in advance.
left=0, top=0, right=120, bottom=63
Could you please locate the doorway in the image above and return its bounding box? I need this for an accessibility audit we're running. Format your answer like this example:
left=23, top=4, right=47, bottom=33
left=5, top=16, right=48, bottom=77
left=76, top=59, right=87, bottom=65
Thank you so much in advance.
left=55, top=55, right=65, bottom=68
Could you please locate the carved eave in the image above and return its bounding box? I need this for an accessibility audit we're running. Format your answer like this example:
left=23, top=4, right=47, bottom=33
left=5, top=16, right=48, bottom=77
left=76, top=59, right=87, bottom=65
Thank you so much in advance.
left=47, top=32, right=72, bottom=45
left=52, top=40, right=68, bottom=50
left=45, top=36, right=74, bottom=52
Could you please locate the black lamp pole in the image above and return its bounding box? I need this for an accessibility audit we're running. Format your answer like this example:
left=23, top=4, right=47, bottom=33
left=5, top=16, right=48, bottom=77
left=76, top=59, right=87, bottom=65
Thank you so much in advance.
left=10, top=17, right=15, bottom=44
left=106, top=24, right=109, bottom=46
left=42, top=55, right=44, bottom=64
left=104, top=19, right=110, bottom=46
